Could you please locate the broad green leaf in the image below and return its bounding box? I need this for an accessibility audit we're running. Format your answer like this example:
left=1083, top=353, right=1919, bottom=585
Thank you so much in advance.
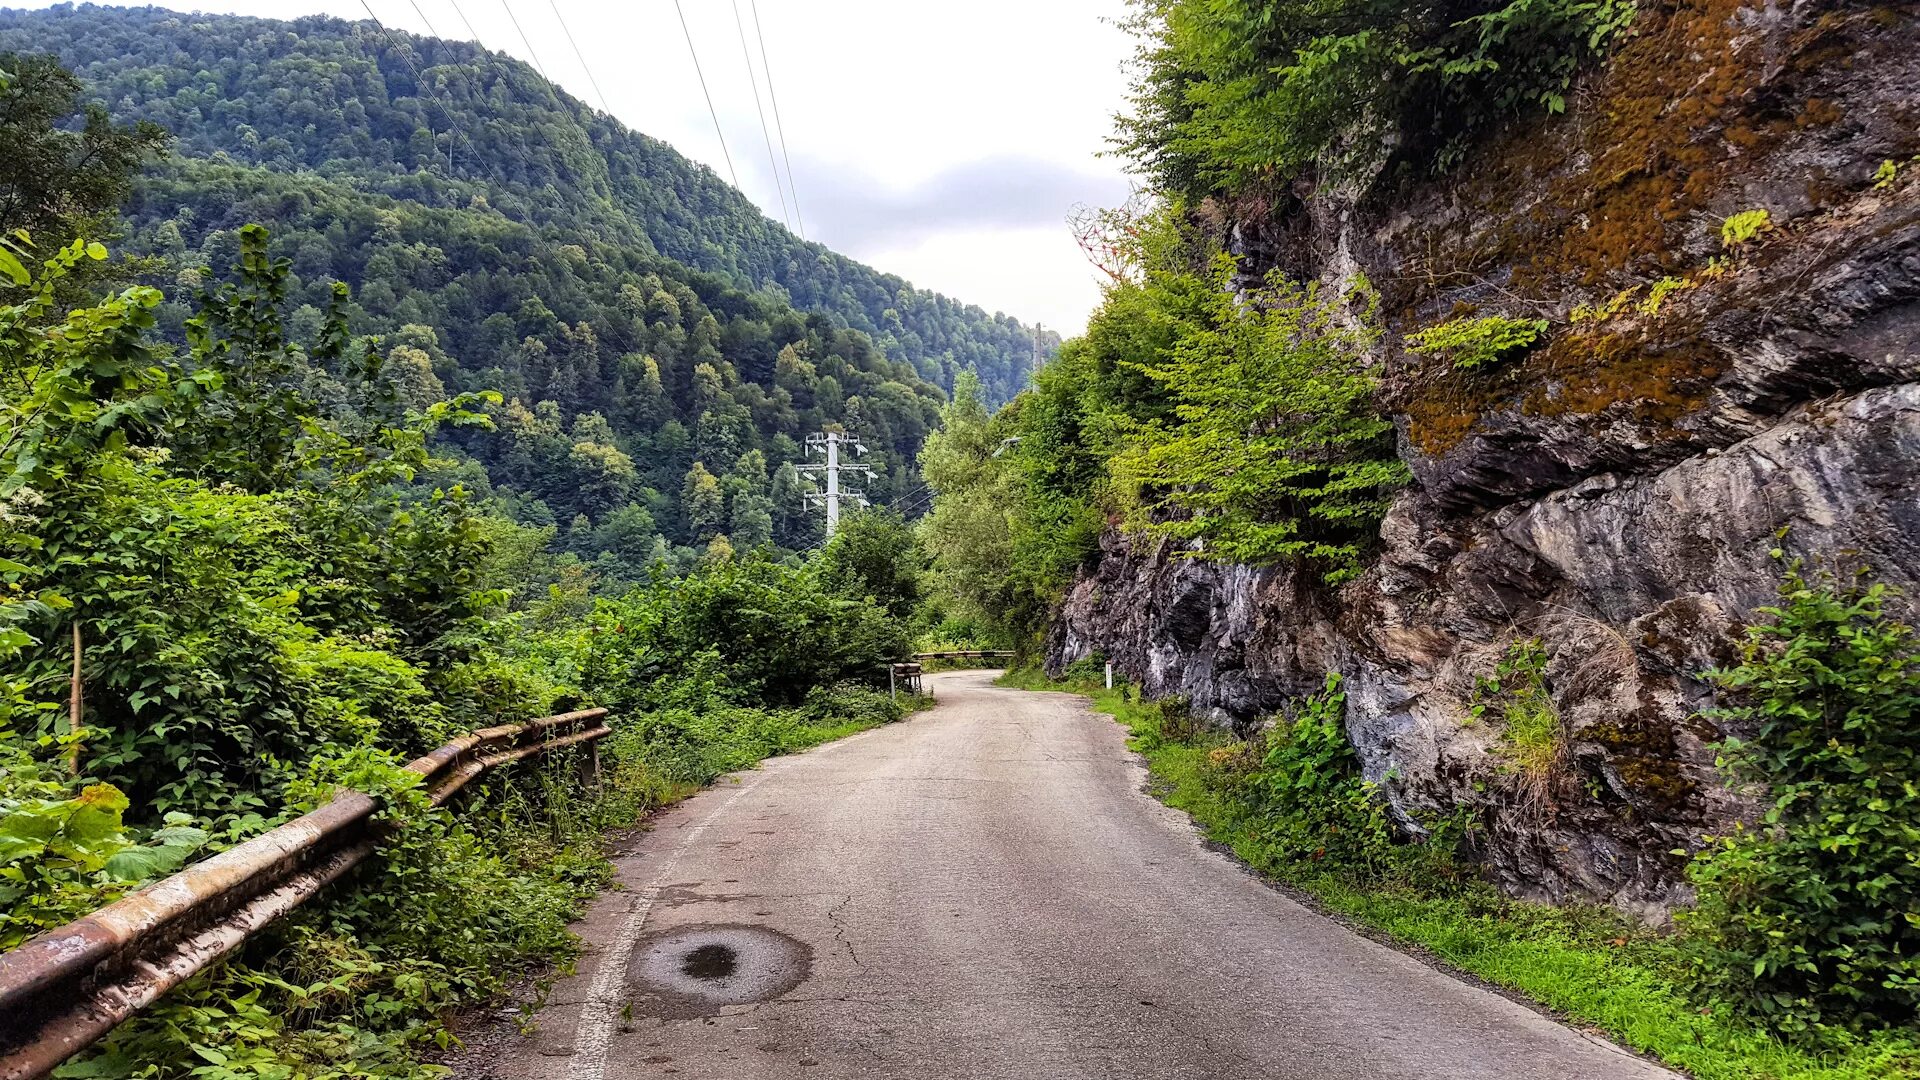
left=0, top=247, right=28, bottom=286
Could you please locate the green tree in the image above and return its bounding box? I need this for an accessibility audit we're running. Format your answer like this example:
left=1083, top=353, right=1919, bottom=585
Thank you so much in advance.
left=917, top=371, right=1022, bottom=631
left=1110, top=260, right=1406, bottom=579
left=821, top=511, right=925, bottom=620
left=682, top=461, right=725, bottom=542
left=0, top=53, right=167, bottom=247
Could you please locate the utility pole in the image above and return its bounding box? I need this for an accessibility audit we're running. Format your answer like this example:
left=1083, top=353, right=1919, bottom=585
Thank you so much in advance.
left=796, top=430, right=873, bottom=539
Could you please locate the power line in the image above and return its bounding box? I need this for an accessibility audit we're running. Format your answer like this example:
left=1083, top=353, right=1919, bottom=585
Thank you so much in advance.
left=671, top=0, right=740, bottom=189
left=747, top=0, right=804, bottom=239
left=407, top=0, right=441, bottom=38
left=729, top=0, right=789, bottom=229
left=499, top=0, right=551, bottom=82
left=447, top=0, right=481, bottom=40
left=888, top=482, right=931, bottom=513
left=548, top=1, right=609, bottom=114
left=360, top=1, right=472, bottom=174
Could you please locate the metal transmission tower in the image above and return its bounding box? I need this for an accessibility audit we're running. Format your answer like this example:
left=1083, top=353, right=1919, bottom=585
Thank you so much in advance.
left=795, top=431, right=873, bottom=538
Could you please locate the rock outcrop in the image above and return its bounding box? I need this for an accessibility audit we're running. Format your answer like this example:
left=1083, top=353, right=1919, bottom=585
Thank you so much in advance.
left=1046, top=0, right=1920, bottom=917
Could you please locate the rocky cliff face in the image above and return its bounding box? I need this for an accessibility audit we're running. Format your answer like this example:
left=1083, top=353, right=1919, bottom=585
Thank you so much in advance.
left=1047, top=0, right=1920, bottom=918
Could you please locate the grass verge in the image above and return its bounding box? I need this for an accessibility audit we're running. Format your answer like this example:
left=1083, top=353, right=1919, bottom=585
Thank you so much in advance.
left=998, top=667, right=1920, bottom=1080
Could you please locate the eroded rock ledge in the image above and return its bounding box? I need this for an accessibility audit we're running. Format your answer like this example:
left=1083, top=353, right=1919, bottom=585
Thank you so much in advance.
left=1047, top=0, right=1920, bottom=916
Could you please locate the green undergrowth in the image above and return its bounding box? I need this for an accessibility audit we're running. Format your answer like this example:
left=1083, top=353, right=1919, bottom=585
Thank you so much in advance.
left=63, top=683, right=925, bottom=1080
left=997, top=666, right=1920, bottom=1080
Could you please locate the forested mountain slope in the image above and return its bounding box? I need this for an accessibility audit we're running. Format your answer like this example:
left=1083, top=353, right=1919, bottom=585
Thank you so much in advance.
left=0, top=3, right=1044, bottom=406
left=0, top=3, right=1051, bottom=570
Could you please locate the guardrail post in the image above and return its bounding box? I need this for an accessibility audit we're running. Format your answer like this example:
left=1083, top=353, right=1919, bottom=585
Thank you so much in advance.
left=577, top=738, right=602, bottom=789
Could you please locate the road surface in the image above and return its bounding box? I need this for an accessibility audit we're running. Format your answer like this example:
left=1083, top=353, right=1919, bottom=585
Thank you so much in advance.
left=458, top=670, right=1674, bottom=1080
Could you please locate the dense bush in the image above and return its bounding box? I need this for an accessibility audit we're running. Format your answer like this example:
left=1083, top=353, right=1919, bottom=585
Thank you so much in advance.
left=1109, top=260, right=1406, bottom=577
left=1209, top=674, right=1422, bottom=882
left=1682, top=565, right=1920, bottom=1033
left=819, top=511, right=927, bottom=621
left=574, top=554, right=907, bottom=712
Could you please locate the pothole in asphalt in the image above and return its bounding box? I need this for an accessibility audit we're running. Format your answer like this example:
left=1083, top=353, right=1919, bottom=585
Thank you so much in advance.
left=627, top=925, right=811, bottom=1017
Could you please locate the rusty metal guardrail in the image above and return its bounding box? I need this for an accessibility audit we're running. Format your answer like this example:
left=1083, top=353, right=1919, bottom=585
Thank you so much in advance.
left=911, top=650, right=1015, bottom=660
left=0, top=708, right=611, bottom=1080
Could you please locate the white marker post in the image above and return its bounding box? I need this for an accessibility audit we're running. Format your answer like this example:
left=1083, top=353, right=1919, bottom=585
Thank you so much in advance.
left=1105, top=662, right=1113, bottom=690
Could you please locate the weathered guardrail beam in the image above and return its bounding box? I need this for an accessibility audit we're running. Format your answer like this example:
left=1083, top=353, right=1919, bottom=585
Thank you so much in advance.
left=0, top=708, right=611, bottom=1080
left=910, top=650, right=1015, bottom=660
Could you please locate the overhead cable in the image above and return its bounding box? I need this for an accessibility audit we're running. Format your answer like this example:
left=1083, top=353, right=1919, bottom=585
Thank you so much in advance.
left=360, top=1, right=473, bottom=174
left=499, top=0, right=551, bottom=82
left=747, top=0, right=804, bottom=238
left=671, top=0, right=740, bottom=189
left=407, top=0, right=442, bottom=38
left=549, top=1, right=610, bottom=113
left=447, top=0, right=482, bottom=41
left=729, top=0, right=790, bottom=228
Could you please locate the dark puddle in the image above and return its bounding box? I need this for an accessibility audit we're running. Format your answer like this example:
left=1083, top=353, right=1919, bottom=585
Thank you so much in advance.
left=681, top=943, right=738, bottom=981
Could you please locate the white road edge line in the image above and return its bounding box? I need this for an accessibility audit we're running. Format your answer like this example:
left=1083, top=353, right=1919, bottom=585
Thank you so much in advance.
left=565, top=728, right=881, bottom=1080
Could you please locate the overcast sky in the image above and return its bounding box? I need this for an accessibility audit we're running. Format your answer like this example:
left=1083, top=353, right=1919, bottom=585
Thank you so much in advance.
left=14, top=0, right=1138, bottom=333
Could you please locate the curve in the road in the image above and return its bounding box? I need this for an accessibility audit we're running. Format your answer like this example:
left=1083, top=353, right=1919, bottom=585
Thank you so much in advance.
left=456, top=670, right=1676, bottom=1080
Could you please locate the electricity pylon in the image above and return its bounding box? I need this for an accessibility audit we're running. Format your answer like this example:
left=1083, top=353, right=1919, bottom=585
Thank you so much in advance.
left=796, top=430, right=873, bottom=538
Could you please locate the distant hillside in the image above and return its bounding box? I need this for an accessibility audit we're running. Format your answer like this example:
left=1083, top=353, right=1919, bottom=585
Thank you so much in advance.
left=0, top=3, right=1047, bottom=406
left=0, top=3, right=1060, bottom=570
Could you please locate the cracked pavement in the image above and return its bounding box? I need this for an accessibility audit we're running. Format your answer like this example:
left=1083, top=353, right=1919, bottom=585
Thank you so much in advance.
left=454, top=670, right=1676, bottom=1080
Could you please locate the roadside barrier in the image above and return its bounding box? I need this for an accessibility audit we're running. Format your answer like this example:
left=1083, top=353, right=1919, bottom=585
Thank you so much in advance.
left=0, top=709, right=611, bottom=1080
left=910, top=650, right=1015, bottom=660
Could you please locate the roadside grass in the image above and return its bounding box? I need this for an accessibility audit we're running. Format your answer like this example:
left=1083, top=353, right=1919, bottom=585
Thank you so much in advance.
left=998, top=668, right=1920, bottom=1080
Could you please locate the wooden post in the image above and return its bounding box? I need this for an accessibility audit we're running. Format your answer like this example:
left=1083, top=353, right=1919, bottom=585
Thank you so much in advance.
left=889, top=664, right=897, bottom=702
left=68, top=621, right=83, bottom=776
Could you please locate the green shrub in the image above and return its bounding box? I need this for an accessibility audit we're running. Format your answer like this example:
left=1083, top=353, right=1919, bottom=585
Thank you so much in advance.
left=576, top=555, right=905, bottom=712
left=1406, top=314, right=1549, bottom=371
left=1224, top=674, right=1411, bottom=881
left=1152, top=695, right=1203, bottom=746
left=1110, top=260, right=1407, bottom=579
left=801, top=682, right=905, bottom=730
left=1471, top=638, right=1567, bottom=800
left=1681, top=564, right=1920, bottom=1033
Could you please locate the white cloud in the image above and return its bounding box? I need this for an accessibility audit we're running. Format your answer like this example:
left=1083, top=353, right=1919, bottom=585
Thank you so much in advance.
left=14, top=0, right=1138, bottom=333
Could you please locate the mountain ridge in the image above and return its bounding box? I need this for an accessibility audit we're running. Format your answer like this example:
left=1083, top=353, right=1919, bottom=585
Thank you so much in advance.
left=0, top=1, right=1051, bottom=404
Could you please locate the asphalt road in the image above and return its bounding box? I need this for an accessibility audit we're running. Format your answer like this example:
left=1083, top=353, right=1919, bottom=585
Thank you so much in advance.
left=459, top=670, right=1675, bottom=1080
